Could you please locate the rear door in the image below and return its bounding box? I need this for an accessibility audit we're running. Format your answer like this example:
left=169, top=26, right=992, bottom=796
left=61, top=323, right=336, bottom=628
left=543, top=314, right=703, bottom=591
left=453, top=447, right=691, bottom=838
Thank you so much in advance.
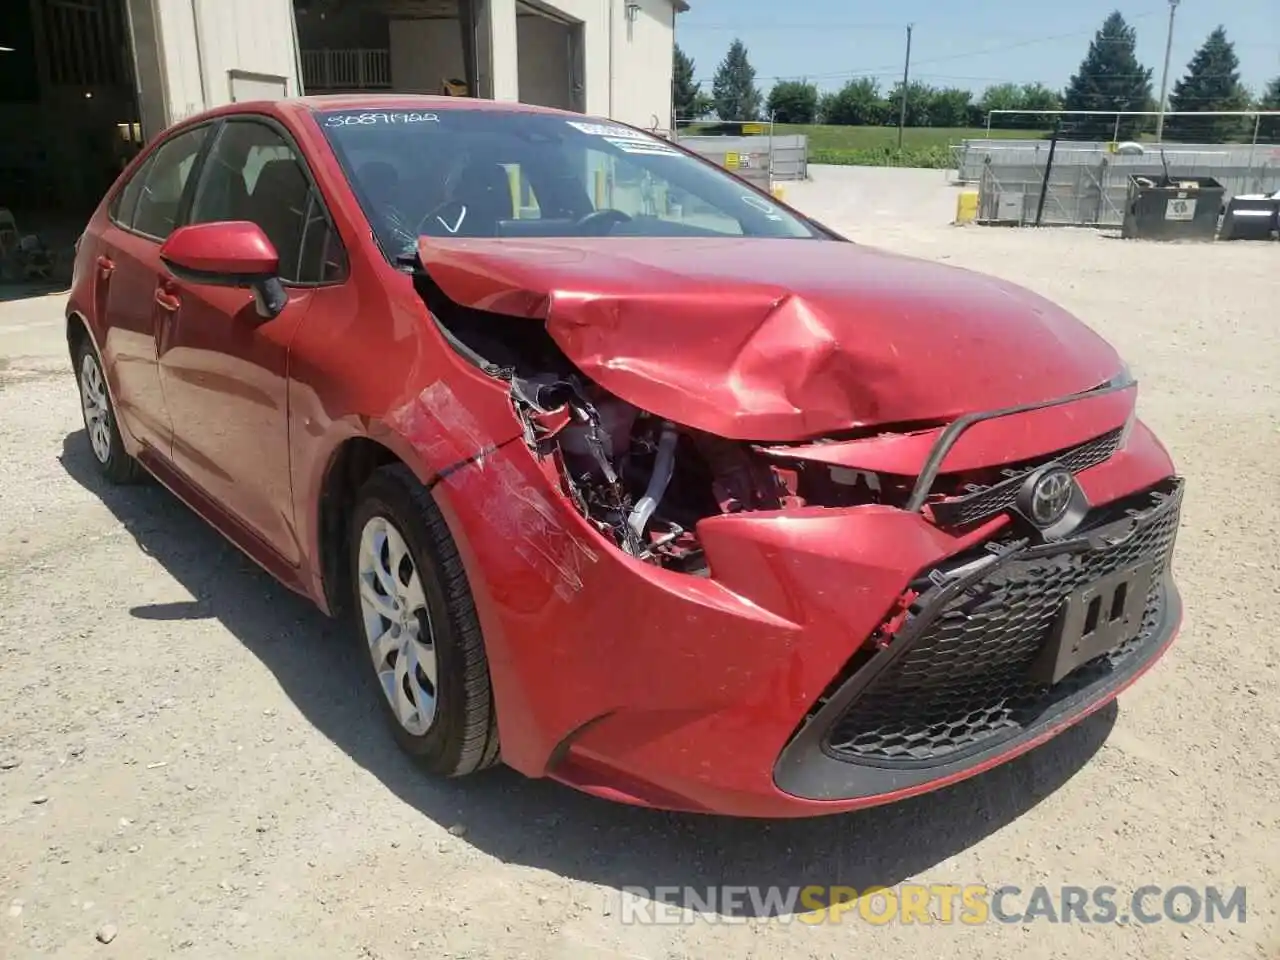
left=97, top=124, right=212, bottom=458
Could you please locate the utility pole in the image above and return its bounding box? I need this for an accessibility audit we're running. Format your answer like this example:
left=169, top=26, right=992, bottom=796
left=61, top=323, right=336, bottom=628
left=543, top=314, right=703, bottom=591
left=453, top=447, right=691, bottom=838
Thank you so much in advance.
left=1155, top=0, right=1180, bottom=142
left=897, top=23, right=913, bottom=149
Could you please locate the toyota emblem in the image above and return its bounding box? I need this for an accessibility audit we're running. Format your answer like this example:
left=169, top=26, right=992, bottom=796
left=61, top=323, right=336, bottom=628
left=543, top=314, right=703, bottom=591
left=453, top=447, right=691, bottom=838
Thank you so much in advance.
left=1027, top=467, right=1074, bottom=527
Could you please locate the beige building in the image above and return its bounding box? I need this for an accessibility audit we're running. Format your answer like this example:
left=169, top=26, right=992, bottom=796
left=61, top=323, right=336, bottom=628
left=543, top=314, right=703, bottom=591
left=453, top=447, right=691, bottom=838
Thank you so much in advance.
left=0, top=0, right=687, bottom=220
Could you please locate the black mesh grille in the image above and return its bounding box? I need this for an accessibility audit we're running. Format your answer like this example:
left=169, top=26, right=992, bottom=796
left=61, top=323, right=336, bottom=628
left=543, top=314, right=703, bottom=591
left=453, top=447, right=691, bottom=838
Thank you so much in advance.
left=930, top=428, right=1124, bottom=528
left=824, top=483, right=1180, bottom=766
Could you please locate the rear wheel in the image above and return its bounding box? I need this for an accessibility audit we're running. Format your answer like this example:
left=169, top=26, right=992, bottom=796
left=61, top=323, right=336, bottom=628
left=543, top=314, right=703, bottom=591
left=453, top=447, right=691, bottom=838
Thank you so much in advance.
left=74, top=338, right=143, bottom=484
left=348, top=465, right=499, bottom=776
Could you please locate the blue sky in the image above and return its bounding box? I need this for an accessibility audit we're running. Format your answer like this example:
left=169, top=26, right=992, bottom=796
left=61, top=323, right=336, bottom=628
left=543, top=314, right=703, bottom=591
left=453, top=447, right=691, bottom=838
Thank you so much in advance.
left=676, top=1, right=1279, bottom=100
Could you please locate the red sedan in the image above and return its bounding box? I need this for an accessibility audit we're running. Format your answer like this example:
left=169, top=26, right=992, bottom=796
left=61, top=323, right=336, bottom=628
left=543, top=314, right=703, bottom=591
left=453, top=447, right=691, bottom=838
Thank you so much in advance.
left=66, top=95, right=1183, bottom=817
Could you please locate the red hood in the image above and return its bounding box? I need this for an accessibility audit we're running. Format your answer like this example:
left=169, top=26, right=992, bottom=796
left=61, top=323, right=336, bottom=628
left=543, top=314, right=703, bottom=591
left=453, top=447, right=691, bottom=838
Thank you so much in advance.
left=417, top=236, right=1123, bottom=441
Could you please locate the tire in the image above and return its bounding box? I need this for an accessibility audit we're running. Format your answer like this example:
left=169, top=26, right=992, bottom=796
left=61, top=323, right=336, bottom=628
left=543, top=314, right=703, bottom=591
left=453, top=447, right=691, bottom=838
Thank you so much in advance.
left=74, top=336, right=144, bottom=484
left=348, top=464, right=499, bottom=776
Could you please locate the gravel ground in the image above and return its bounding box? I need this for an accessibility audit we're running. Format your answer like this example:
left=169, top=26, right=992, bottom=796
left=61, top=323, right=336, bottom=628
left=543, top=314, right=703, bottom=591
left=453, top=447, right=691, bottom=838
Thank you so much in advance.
left=1, top=166, right=1277, bottom=960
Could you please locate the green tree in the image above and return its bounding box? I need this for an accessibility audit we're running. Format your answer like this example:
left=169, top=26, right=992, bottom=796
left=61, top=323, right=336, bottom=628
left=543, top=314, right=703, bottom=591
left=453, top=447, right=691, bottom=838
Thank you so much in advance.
left=672, top=45, right=705, bottom=123
left=766, top=80, right=818, bottom=124
left=1258, top=76, right=1280, bottom=142
left=885, top=81, right=939, bottom=128
left=928, top=87, right=974, bottom=127
left=711, top=39, right=763, bottom=121
left=1062, top=11, right=1153, bottom=140
left=1164, top=27, right=1249, bottom=142
left=1019, top=83, right=1064, bottom=114
left=976, top=82, right=1064, bottom=132
left=820, top=77, right=886, bottom=126
left=979, top=82, right=1024, bottom=112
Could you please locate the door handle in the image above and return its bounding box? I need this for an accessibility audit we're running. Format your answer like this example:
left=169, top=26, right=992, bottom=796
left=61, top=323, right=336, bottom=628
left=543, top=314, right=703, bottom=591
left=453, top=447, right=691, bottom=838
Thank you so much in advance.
left=96, top=255, right=114, bottom=277
left=154, top=287, right=181, bottom=312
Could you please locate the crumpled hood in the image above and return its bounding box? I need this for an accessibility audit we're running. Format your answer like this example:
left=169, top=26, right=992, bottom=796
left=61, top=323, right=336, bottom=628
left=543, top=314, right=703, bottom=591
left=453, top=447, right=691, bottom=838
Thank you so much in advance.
left=417, top=236, right=1123, bottom=441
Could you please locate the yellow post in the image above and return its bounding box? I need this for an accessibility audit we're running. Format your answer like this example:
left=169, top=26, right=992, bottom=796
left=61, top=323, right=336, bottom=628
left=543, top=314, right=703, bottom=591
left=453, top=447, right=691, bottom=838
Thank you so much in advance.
left=954, top=189, right=979, bottom=224
left=507, top=166, right=521, bottom=219
left=593, top=169, right=606, bottom=208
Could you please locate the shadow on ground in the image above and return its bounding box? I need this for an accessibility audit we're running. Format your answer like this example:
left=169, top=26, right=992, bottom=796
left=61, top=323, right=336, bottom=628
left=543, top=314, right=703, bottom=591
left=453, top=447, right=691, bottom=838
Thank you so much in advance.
left=0, top=281, right=70, bottom=304
left=60, top=430, right=1116, bottom=917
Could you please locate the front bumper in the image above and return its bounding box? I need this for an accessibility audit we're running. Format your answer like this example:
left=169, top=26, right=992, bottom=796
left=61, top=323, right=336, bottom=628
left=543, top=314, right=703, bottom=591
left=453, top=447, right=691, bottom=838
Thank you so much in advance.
left=428, top=393, right=1183, bottom=818
left=774, top=475, right=1183, bottom=802
left=543, top=466, right=1182, bottom=818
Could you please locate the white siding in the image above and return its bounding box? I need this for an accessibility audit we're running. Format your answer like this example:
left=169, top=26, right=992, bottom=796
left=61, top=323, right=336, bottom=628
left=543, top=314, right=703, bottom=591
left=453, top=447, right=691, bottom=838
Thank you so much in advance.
left=608, top=0, right=675, bottom=132
left=534, top=0, right=674, bottom=130
left=149, top=0, right=301, bottom=124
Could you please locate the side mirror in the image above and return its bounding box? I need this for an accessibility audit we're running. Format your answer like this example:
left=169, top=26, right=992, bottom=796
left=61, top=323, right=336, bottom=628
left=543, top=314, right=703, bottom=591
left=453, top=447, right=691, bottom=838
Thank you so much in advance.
left=159, top=221, right=288, bottom=319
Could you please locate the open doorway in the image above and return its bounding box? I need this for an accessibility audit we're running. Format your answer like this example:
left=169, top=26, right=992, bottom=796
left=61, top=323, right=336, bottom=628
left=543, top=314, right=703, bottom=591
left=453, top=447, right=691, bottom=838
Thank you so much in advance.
left=0, top=0, right=142, bottom=285
left=295, top=0, right=483, bottom=98
left=516, top=0, right=583, bottom=112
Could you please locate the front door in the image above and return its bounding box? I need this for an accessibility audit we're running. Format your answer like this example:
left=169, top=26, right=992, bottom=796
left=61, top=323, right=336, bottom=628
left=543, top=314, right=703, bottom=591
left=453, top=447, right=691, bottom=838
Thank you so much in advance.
left=157, top=117, right=349, bottom=566
left=98, top=124, right=210, bottom=457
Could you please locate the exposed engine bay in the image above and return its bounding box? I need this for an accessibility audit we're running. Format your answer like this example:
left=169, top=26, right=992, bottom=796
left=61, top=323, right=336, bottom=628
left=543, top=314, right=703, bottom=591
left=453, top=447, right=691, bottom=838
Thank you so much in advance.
left=507, top=370, right=920, bottom=572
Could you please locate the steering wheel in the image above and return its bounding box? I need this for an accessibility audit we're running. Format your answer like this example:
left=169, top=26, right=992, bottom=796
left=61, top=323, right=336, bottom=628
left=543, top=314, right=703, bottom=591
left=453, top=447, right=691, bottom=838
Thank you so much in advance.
left=575, top=208, right=632, bottom=235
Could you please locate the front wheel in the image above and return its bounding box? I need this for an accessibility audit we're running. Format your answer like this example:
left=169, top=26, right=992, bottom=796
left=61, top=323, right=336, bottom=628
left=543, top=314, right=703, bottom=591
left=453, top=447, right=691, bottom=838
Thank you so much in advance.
left=74, top=338, right=143, bottom=484
left=348, top=465, right=500, bottom=776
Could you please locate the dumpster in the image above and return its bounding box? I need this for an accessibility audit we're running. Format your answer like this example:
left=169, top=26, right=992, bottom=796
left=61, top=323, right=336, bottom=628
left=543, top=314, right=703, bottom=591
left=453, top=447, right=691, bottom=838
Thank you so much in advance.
left=1120, top=175, right=1224, bottom=241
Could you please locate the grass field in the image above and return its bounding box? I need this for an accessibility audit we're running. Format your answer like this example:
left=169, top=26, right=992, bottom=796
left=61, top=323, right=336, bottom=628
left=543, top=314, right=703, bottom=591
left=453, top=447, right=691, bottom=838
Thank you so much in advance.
left=680, top=123, right=1049, bottom=169
left=775, top=124, right=1042, bottom=151
left=775, top=124, right=1043, bottom=168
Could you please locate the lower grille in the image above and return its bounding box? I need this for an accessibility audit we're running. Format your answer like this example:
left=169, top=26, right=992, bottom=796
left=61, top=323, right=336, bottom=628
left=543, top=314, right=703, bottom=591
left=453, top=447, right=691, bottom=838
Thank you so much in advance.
left=824, top=480, right=1182, bottom=767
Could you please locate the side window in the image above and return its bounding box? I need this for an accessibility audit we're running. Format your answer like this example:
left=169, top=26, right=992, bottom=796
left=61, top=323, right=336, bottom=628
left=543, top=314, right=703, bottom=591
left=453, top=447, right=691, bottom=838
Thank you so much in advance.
left=108, top=154, right=154, bottom=228
left=131, top=127, right=208, bottom=240
left=190, top=119, right=345, bottom=284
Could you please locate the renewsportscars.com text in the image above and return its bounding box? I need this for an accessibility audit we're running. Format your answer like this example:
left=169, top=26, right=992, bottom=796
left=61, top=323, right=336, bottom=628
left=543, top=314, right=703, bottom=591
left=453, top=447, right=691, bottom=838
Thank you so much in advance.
left=617, top=884, right=1247, bottom=926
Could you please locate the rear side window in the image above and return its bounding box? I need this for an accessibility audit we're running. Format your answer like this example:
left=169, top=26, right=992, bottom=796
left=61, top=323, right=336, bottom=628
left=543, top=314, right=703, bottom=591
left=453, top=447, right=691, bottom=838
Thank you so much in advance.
left=108, top=154, right=155, bottom=228
left=131, top=126, right=209, bottom=240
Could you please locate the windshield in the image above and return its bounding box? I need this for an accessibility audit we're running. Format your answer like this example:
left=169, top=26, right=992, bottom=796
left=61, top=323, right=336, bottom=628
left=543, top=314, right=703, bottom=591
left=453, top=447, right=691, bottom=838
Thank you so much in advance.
left=315, top=107, right=823, bottom=260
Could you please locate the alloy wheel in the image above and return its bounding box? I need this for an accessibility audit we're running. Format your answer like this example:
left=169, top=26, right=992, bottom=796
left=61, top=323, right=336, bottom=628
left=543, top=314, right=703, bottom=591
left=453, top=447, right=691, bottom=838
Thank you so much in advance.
left=357, top=515, right=438, bottom=735
left=79, top=352, right=112, bottom=464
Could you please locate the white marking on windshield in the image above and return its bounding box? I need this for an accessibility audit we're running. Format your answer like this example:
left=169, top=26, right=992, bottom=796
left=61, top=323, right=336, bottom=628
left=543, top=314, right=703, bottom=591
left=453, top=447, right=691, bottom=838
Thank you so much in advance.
left=437, top=206, right=467, bottom=234
left=323, top=111, right=440, bottom=127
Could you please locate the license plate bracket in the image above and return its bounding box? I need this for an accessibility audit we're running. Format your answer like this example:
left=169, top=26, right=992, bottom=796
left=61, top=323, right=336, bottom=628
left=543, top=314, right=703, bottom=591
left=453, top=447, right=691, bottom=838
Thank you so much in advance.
left=1032, top=560, right=1156, bottom=686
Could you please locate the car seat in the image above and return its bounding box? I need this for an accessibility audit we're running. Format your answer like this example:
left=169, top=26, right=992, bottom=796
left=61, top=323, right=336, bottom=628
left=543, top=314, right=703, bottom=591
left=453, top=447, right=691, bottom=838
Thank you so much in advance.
left=244, top=158, right=310, bottom=274
left=449, top=162, right=513, bottom=236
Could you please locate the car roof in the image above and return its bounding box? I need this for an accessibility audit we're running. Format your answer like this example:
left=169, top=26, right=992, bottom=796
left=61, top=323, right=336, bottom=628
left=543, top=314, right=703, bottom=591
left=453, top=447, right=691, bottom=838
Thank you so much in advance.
left=186, top=94, right=598, bottom=126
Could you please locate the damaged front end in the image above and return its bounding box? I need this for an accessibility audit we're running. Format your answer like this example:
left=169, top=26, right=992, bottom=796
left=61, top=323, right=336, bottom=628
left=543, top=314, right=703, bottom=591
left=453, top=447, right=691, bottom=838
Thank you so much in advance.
left=410, top=265, right=917, bottom=576
left=399, top=237, right=1183, bottom=815
left=421, top=305, right=934, bottom=582
left=408, top=243, right=1140, bottom=578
